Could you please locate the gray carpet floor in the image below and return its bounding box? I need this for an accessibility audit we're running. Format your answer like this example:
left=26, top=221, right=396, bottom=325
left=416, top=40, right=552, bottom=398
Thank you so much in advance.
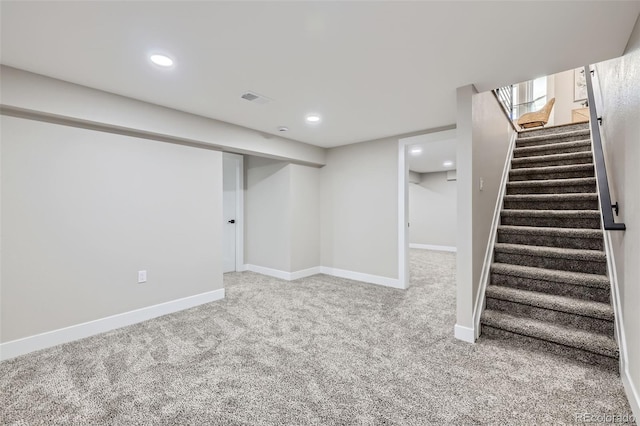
left=0, top=250, right=633, bottom=425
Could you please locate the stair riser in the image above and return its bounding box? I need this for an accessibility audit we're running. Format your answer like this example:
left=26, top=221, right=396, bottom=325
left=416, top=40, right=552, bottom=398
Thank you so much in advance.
left=509, top=168, right=594, bottom=181
left=480, top=326, right=618, bottom=370
left=506, top=183, right=596, bottom=195
left=497, top=231, right=604, bottom=250
left=516, top=134, right=591, bottom=148
left=518, top=124, right=590, bottom=139
left=485, top=298, right=614, bottom=336
left=511, top=156, right=593, bottom=169
left=490, top=272, right=610, bottom=303
left=503, top=199, right=598, bottom=210
left=500, top=215, right=601, bottom=229
left=513, top=144, right=590, bottom=158
left=494, top=252, right=607, bottom=275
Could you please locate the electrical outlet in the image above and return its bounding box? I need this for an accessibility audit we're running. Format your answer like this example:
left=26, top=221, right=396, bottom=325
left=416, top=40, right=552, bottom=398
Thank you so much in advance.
left=479, top=178, right=484, bottom=191
left=138, top=270, right=147, bottom=283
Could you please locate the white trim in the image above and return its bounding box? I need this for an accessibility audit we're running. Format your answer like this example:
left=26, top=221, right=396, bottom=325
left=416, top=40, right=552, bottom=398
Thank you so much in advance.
left=223, top=152, right=244, bottom=272
left=244, top=264, right=400, bottom=288
left=320, top=267, right=403, bottom=289
left=622, top=371, right=640, bottom=421
left=245, top=264, right=321, bottom=281
left=472, top=131, right=518, bottom=340
left=398, top=128, right=457, bottom=291
left=409, top=243, right=457, bottom=252
left=397, top=139, right=410, bottom=290
left=245, top=264, right=292, bottom=280
left=235, top=154, right=245, bottom=272
left=237, top=264, right=249, bottom=272
left=454, top=324, right=475, bottom=343
left=0, top=289, right=225, bottom=361
left=290, top=266, right=323, bottom=280
left=602, top=231, right=639, bottom=419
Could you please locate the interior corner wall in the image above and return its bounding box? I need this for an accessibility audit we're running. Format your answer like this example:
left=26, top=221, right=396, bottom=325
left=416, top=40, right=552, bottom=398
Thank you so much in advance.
left=244, top=156, right=292, bottom=272
left=320, top=137, right=399, bottom=279
left=456, top=85, right=516, bottom=333
left=244, top=156, right=320, bottom=273
left=1, top=115, right=223, bottom=343
left=594, top=12, right=640, bottom=415
left=409, top=172, right=457, bottom=247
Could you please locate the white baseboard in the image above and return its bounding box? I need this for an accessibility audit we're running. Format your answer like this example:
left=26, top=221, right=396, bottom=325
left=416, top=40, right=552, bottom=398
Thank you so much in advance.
left=454, top=324, right=476, bottom=343
left=244, top=264, right=321, bottom=281
left=320, top=266, right=404, bottom=289
left=0, top=288, right=225, bottom=361
left=244, top=264, right=403, bottom=289
left=290, top=266, right=323, bottom=280
left=622, top=362, right=640, bottom=420
left=409, top=243, right=457, bottom=252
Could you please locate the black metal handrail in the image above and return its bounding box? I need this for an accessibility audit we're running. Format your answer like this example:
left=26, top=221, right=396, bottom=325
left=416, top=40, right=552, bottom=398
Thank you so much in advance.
left=583, top=66, right=626, bottom=231
left=494, top=85, right=514, bottom=119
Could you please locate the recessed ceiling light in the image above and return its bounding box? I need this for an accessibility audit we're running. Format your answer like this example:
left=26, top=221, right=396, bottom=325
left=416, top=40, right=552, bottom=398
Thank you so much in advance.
left=306, top=114, right=321, bottom=123
left=443, top=160, right=454, bottom=167
left=410, top=147, right=423, bottom=155
left=150, top=54, right=174, bottom=68
left=278, top=126, right=289, bottom=132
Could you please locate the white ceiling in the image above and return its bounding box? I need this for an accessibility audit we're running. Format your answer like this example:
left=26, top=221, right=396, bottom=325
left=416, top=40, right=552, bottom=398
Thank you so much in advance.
left=408, top=138, right=457, bottom=174
left=1, top=1, right=638, bottom=148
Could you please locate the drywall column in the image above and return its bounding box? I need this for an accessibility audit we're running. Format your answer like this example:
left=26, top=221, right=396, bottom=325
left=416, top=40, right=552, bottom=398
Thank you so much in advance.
left=244, top=157, right=320, bottom=275
left=456, top=85, right=516, bottom=342
left=244, top=156, right=292, bottom=272
left=594, top=13, right=640, bottom=418
left=290, top=164, right=321, bottom=272
left=455, top=85, right=476, bottom=341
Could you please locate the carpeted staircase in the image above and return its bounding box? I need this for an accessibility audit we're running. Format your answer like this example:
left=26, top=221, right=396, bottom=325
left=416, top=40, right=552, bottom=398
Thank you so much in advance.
left=480, top=121, right=619, bottom=370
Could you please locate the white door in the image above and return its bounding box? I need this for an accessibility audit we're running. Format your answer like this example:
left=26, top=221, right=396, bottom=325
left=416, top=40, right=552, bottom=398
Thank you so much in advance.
left=223, top=153, right=243, bottom=273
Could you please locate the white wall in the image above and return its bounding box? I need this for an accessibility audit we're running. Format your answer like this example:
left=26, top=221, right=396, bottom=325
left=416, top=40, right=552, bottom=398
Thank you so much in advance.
left=0, top=66, right=325, bottom=355
left=321, top=137, right=399, bottom=280
left=595, top=13, right=640, bottom=417
left=456, top=86, right=516, bottom=340
left=1, top=115, right=223, bottom=343
left=409, top=172, right=457, bottom=247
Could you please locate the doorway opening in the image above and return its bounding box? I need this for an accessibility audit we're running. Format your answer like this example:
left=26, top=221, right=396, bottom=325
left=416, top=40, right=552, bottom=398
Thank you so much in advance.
left=398, top=129, right=457, bottom=288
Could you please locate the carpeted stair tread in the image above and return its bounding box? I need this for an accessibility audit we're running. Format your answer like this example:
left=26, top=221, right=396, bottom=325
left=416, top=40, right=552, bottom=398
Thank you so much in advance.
left=509, top=164, right=594, bottom=181
left=513, top=140, right=591, bottom=157
left=501, top=209, right=600, bottom=219
left=490, top=263, right=610, bottom=289
left=494, top=243, right=606, bottom=275
left=494, top=243, right=605, bottom=262
left=516, top=128, right=591, bottom=143
left=497, top=225, right=604, bottom=250
left=497, top=225, right=602, bottom=240
left=503, top=193, right=598, bottom=211
left=518, top=123, right=590, bottom=140
left=507, top=177, right=595, bottom=189
left=485, top=286, right=613, bottom=321
left=481, top=310, right=618, bottom=358
left=511, top=151, right=593, bottom=168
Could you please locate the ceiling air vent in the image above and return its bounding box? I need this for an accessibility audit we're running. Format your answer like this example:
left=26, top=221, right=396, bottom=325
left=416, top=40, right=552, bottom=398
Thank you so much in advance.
left=240, top=91, right=272, bottom=105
